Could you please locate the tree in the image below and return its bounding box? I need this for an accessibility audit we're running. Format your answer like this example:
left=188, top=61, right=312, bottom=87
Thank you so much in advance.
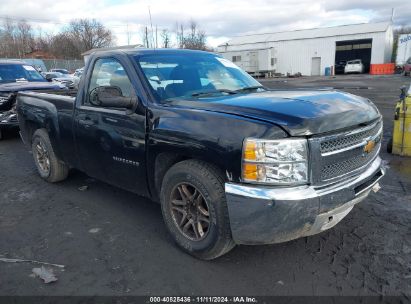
left=175, top=22, right=185, bottom=49
left=183, top=20, right=207, bottom=50
left=140, top=26, right=152, bottom=48
left=174, top=20, right=207, bottom=51
left=160, top=29, right=171, bottom=48
left=0, top=19, right=34, bottom=57
left=66, top=19, right=114, bottom=55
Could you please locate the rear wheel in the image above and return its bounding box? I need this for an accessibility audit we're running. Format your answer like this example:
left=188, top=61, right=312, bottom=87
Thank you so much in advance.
left=32, top=129, right=69, bottom=183
left=160, top=160, right=235, bottom=260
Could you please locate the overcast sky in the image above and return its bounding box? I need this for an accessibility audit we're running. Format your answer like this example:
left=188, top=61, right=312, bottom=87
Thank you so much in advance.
left=0, top=0, right=410, bottom=47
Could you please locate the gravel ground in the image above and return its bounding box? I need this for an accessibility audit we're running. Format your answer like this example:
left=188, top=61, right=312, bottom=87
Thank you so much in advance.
left=0, top=74, right=410, bottom=297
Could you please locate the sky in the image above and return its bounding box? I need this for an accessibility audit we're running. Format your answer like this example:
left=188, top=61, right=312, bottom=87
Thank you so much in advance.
left=0, top=0, right=410, bottom=48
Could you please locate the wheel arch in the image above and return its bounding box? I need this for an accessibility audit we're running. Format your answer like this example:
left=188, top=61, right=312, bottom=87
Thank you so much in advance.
left=150, top=151, right=228, bottom=202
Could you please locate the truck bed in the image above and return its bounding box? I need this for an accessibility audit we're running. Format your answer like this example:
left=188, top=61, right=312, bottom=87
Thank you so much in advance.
left=17, top=90, right=76, bottom=106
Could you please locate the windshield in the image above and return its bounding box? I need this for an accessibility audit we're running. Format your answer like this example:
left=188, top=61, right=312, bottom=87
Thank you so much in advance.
left=135, top=53, right=262, bottom=101
left=48, top=72, right=64, bottom=78
left=0, top=64, right=46, bottom=83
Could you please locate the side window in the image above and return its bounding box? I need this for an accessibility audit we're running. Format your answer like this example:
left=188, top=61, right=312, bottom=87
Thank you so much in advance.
left=87, top=58, right=134, bottom=105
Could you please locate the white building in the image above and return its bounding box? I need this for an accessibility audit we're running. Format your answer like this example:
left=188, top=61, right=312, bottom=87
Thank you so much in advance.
left=217, top=22, right=393, bottom=76
left=396, top=33, right=411, bottom=65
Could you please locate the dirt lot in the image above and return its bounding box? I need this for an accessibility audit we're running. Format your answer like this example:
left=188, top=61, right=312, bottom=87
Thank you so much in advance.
left=0, top=74, right=410, bottom=297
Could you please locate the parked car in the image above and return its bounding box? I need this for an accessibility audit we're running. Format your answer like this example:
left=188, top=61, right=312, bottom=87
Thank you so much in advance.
left=73, top=67, right=84, bottom=78
left=49, top=68, right=69, bottom=75
left=344, top=59, right=365, bottom=74
left=43, top=72, right=80, bottom=89
left=402, top=57, right=411, bottom=76
left=17, top=49, right=385, bottom=259
left=0, top=60, right=64, bottom=140
left=335, top=60, right=347, bottom=74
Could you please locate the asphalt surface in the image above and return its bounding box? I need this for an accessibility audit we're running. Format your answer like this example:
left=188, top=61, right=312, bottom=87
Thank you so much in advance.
left=0, top=74, right=411, bottom=297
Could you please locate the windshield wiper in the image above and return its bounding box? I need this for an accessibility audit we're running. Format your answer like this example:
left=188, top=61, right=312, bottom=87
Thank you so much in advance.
left=234, top=86, right=266, bottom=93
left=191, top=89, right=237, bottom=97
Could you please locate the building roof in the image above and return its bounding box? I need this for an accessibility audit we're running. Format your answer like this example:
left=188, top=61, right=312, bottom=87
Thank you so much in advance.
left=219, top=22, right=391, bottom=46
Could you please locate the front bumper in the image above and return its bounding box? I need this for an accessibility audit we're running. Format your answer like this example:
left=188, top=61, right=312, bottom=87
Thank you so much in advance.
left=225, top=157, right=385, bottom=245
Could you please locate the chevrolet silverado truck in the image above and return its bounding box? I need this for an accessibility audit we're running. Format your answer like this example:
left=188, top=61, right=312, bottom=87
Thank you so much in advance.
left=17, top=49, right=385, bottom=259
left=0, top=60, right=64, bottom=140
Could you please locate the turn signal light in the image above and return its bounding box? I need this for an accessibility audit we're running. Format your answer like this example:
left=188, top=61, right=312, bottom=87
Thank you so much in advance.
left=242, top=163, right=257, bottom=180
left=243, top=140, right=257, bottom=161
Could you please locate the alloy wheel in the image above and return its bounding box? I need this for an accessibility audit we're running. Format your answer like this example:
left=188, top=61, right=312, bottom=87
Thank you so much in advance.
left=169, top=183, right=211, bottom=241
left=35, top=140, right=50, bottom=175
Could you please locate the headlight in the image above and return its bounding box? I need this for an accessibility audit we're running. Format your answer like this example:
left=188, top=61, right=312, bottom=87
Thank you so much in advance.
left=242, top=138, right=308, bottom=185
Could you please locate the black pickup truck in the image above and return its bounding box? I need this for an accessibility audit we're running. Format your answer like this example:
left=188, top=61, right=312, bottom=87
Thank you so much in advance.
left=17, top=49, right=385, bottom=259
left=0, top=60, right=63, bottom=139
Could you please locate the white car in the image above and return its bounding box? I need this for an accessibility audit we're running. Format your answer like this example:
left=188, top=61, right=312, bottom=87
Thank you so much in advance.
left=44, top=72, right=80, bottom=89
left=344, top=59, right=364, bottom=74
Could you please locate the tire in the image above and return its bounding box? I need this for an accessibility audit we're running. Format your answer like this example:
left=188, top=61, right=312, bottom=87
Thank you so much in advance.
left=32, top=129, right=69, bottom=183
left=160, top=159, right=235, bottom=260
left=387, top=137, right=393, bottom=154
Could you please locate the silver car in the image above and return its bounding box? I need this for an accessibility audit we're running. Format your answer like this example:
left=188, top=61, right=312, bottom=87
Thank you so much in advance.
left=344, top=59, right=364, bottom=74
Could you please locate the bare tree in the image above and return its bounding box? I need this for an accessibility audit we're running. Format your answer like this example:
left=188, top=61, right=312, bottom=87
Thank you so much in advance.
left=66, top=19, right=114, bottom=54
left=140, top=26, right=152, bottom=48
left=0, top=19, right=34, bottom=57
left=174, top=20, right=207, bottom=50
left=0, top=18, right=113, bottom=59
left=183, top=20, right=207, bottom=50
left=175, top=22, right=185, bottom=48
left=160, top=29, right=171, bottom=48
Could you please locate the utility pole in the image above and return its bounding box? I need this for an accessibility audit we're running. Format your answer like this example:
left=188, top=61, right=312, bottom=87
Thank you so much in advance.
left=145, top=26, right=149, bottom=48
left=155, top=26, right=158, bottom=49
left=148, top=6, right=155, bottom=49
left=126, top=23, right=130, bottom=45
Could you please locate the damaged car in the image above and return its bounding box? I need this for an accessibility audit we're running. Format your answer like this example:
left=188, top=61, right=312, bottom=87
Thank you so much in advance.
left=0, top=60, right=65, bottom=139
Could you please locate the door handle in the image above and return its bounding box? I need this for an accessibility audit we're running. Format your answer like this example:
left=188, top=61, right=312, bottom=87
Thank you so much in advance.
left=78, top=118, right=96, bottom=126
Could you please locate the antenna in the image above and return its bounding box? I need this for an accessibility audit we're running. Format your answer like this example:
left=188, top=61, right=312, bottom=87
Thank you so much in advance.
left=391, top=8, right=395, bottom=23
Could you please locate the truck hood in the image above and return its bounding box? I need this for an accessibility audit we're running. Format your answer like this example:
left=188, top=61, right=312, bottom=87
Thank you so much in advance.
left=0, top=81, right=63, bottom=93
left=166, top=90, right=380, bottom=136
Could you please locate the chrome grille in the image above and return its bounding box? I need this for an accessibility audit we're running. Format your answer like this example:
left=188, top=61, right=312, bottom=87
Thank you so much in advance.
left=320, top=120, right=382, bottom=154
left=320, top=141, right=380, bottom=180
left=309, top=120, right=382, bottom=185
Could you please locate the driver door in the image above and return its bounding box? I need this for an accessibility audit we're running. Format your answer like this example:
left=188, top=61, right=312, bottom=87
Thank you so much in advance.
left=74, top=57, right=148, bottom=196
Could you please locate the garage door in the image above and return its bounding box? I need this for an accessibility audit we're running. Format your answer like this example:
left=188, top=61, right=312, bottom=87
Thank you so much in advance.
left=335, top=39, right=372, bottom=73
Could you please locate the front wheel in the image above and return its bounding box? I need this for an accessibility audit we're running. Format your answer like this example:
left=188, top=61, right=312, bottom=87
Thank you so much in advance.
left=160, top=160, right=235, bottom=260
left=32, top=129, right=69, bottom=183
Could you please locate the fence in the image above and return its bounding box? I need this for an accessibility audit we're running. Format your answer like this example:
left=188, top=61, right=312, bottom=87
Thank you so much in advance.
left=42, top=59, right=84, bottom=72
left=0, top=57, right=84, bottom=73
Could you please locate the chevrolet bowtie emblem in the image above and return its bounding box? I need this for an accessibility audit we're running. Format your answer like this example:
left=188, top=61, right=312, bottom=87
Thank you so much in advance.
left=363, top=140, right=376, bottom=154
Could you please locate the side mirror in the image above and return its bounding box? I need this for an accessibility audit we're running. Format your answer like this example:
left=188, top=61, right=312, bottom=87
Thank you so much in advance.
left=45, top=74, right=53, bottom=82
left=90, top=86, right=137, bottom=109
